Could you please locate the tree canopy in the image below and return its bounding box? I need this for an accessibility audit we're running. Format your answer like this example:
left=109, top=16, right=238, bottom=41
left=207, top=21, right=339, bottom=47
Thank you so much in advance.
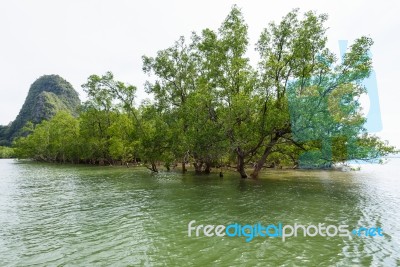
left=12, top=6, right=396, bottom=178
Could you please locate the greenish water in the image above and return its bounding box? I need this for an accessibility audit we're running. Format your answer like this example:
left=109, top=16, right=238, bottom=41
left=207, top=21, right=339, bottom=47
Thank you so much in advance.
left=0, top=159, right=399, bottom=266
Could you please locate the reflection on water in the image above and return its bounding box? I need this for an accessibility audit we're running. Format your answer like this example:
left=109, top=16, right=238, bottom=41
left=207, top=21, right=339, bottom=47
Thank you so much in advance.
left=0, top=159, right=399, bottom=266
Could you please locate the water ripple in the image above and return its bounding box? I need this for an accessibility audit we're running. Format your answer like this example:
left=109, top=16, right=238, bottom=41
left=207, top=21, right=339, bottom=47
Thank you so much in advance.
left=0, top=159, right=399, bottom=266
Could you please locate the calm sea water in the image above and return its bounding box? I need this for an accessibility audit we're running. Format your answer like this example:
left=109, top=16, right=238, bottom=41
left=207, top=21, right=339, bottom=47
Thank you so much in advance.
left=0, top=159, right=399, bottom=266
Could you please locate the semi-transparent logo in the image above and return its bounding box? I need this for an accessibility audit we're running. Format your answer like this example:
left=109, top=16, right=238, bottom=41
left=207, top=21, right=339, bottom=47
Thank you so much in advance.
left=188, top=220, right=384, bottom=243
left=287, top=41, right=383, bottom=167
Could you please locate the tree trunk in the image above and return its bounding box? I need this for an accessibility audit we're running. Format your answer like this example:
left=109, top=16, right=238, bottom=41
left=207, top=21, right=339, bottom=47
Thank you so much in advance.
left=182, top=161, right=186, bottom=173
left=151, top=162, right=158, bottom=172
left=193, top=161, right=203, bottom=174
left=165, top=163, right=170, bottom=171
left=236, top=149, right=248, bottom=178
left=250, top=137, right=280, bottom=179
left=204, top=162, right=211, bottom=174
left=145, top=161, right=158, bottom=172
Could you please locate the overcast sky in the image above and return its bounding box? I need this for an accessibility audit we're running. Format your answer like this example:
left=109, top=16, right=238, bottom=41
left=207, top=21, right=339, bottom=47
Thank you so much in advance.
left=0, top=0, right=399, bottom=147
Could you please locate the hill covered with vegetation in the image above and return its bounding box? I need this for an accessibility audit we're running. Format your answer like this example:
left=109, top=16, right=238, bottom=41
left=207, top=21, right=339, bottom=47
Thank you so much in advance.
left=0, top=75, right=80, bottom=146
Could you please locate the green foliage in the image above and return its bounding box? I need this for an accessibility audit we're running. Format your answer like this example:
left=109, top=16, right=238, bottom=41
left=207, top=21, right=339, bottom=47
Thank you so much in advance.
left=13, top=111, right=80, bottom=162
left=138, top=105, right=174, bottom=171
left=0, top=146, right=15, bottom=158
left=108, top=114, right=138, bottom=163
left=11, top=7, right=397, bottom=178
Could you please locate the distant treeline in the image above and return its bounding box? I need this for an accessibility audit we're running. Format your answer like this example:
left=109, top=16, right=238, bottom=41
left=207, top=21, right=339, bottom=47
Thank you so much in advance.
left=0, top=146, right=14, bottom=158
left=12, top=7, right=396, bottom=178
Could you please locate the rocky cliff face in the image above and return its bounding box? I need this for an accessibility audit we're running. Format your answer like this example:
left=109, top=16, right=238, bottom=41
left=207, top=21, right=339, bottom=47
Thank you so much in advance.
left=0, top=75, right=80, bottom=145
